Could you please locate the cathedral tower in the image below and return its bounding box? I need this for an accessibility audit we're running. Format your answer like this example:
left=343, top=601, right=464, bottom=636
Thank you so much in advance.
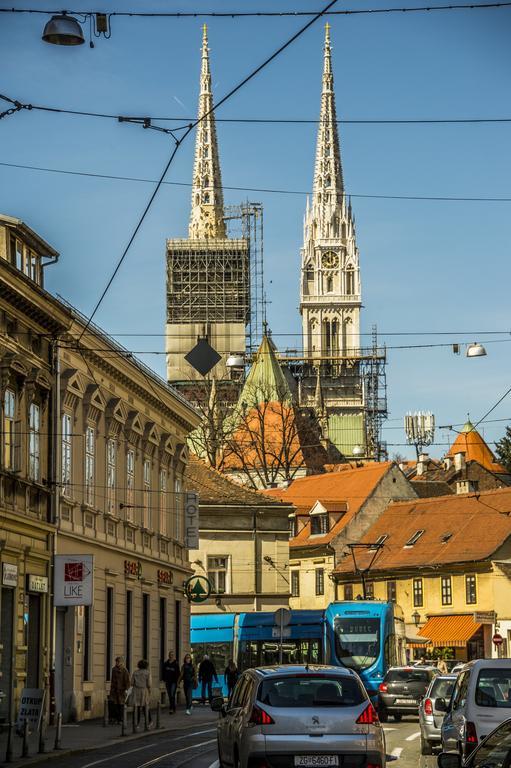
left=166, top=26, right=250, bottom=385
left=299, top=25, right=365, bottom=457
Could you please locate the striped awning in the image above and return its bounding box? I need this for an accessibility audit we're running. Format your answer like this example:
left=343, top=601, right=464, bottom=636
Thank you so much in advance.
left=414, top=615, right=482, bottom=648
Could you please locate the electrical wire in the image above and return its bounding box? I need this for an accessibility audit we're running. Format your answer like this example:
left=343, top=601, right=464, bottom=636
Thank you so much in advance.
left=76, top=0, right=340, bottom=337
left=5, top=328, right=511, bottom=338
left=2, top=160, right=510, bottom=203
left=1, top=3, right=510, bottom=17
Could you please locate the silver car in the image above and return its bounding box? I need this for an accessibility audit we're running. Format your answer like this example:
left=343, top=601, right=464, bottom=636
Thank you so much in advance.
left=418, top=675, right=457, bottom=755
left=211, top=664, right=386, bottom=768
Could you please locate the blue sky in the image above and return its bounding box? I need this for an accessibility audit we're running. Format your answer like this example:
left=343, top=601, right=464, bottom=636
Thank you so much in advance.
left=1, top=0, right=510, bottom=458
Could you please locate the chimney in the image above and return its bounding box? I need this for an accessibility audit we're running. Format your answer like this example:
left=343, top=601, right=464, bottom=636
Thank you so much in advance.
left=454, top=452, right=466, bottom=472
left=456, top=479, right=477, bottom=495
left=416, top=453, right=429, bottom=476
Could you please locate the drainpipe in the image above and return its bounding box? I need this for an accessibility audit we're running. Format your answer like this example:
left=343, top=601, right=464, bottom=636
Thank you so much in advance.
left=253, top=509, right=259, bottom=612
left=49, top=337, right=61, bottom=724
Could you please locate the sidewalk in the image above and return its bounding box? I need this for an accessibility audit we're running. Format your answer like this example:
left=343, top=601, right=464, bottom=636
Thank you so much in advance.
left=0, top=705, right=217, bottom=767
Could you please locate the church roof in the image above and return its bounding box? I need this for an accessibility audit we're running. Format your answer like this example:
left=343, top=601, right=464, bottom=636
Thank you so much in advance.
left=238, top=335, right=291, bottom=406
left=446, top=420, right=507, bottom=474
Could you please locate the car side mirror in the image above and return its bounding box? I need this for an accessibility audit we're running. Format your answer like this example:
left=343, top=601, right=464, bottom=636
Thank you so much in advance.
left=210, top=695, right=225, bottom=713
left=438, top=753, right=461, bottom=768
left=435, top=697, right=448, bottom=712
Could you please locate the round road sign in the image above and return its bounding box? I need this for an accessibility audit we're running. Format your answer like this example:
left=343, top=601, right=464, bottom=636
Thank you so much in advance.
left=274, top=607, right=292, bottom=628
left=493, top=633, right=504, bottom=646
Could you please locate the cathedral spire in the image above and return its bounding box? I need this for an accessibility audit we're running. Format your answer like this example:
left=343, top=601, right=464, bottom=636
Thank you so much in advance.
left=311, top=23, right=344, bottom=229
left=189, top=24, right=226, bottom=239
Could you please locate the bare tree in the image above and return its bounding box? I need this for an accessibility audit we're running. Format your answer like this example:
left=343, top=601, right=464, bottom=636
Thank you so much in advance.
left=186, top=378, right=236, bottom=471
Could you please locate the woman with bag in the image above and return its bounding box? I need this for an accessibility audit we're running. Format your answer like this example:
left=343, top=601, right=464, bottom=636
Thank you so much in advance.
left=131, top=659, right=152, bottom=726
left=178, top=653, right=197, bottom=715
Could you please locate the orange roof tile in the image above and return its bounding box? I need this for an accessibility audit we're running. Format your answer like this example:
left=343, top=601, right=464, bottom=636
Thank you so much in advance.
left=263, top=462, right=394, bottom=548
left=446, top=421, right=507, bottom=474
left=418, top=615, right=482, bottom=648
left=334, top=486, right=511, bottom=574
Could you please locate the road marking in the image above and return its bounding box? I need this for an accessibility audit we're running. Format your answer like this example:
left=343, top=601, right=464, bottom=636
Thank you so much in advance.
left=80, top=729, right=216, bottom=768
left=391, top=748, right=403, bottom=758
left=137, top=738, right=216, bottom=768
left=406, top=731, right=421, bottom=741
left=383, top=727, right=397, bottom=732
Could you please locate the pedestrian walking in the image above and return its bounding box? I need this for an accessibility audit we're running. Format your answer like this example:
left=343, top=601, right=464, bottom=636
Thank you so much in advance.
left=131, top=659, right=152, bottom=725
left=198, top=654, right=218, bottom=705
left=162, top=649, right=180, bottom=713
left=178, top=653, right=197, bottom=715
left=109, top=656, right=131, bottom=724
left=224, top=659, right=239, bottom=698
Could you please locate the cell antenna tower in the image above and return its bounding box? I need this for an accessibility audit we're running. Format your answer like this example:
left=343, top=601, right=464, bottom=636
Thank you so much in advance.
left=404, top=411, right=435, bottom=457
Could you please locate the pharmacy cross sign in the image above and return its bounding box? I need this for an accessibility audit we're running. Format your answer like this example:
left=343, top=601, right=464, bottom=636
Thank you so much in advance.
left=184, top=575, right=211, bottom=603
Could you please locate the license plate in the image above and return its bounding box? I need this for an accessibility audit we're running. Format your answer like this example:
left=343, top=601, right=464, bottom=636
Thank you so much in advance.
left=395, top=698, right=416, bottom=705
left=294, top=757, right=339, bottom=767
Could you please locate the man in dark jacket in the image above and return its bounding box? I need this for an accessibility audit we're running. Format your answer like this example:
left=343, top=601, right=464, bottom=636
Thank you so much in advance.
left=198, top=654, right=218, bottom=705
left=162, top=650, right=180, bottom=713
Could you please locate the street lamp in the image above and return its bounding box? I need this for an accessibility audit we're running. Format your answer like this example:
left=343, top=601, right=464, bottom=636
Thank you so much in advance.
left=412, top=610, right=421, bottom=626
left=466, top=342, right=487, bottom=358
left=42, top=14, right=85, bottom=46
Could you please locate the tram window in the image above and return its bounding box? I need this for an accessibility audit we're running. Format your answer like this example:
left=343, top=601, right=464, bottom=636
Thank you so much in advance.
left=191, top=641, right=232, bottom=677
left=238, top=639, right=322, bottom=670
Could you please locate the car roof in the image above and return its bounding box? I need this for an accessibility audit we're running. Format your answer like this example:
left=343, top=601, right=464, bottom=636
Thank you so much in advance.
left=431, top=674, right=457, bottom=681
left=388, top=665, right=437, bottom=671
left=456, top=659, right=511, bottom=671
left=249, top=664, right=358, bottom=679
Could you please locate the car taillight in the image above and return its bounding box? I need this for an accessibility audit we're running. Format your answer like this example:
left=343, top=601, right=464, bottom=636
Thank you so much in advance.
left=379, top=683, right=388, bottom=693
left=424, top=698, right=433, bottom=715
left=356, top=703, right=380, bottom=725
left=465, top=721, right=478, bottom=745
left=249, top=705, right=274, bottom=725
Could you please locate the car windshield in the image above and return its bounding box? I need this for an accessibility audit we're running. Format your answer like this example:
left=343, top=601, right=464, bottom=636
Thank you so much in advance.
left=386, top=669, right=430, bottom=683
left=258, top=675, right=365, bottom=708
left=334, top=617, right=380, bottom=672
left=471, top=720, right=511, bottom=768
left=475, top=669, right=511, bottom=708
left=431, top=678, right=455, bottom=699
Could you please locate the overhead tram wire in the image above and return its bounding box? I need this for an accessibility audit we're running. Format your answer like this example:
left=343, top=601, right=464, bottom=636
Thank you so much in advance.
left=2, top=161, right=511, bottom=203
left=76, top=0, right=340, bottom=339
left=1, top=2, right=510, bottom=17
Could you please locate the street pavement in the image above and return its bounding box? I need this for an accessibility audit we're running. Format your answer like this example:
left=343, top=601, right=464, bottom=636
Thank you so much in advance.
left=0, top=708, right=441, bottom=768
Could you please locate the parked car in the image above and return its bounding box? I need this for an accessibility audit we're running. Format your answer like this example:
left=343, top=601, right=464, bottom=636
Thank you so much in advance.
left=450, top=664, right=465, bottom=675
left=437, top=718, right=511, bottom=768
left=440, top=659, right=511, bottom=759
left=419, top=675, right=457, bottom=754
left=377, top=665, right=439, bottom=722
left=211, top=664, right=386, bottom=768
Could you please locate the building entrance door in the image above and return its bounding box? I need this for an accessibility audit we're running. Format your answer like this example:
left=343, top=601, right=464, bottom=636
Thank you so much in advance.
left=27, top=594, right=41, bottom=688
left=0, top=587, right=15, bottom=723
left=54, top=608, right=66, bottom=715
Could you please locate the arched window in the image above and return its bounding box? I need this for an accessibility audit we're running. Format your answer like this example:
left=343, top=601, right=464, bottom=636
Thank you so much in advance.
left=346, top=267, right=355, bottom=295
left=325, top=175, right=331, bottom=188
left=204, top=192, right=210, bottom=204
left=326, top=276, right=333, bottom=293
left=204, top=176, right=209, bottom=188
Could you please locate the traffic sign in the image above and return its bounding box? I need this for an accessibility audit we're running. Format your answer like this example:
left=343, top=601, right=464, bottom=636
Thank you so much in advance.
left=493, top=633, right=504, bottom=646
left=184, top=575, right=211, bottom=603
left=274, top=607, right=292, bottom=628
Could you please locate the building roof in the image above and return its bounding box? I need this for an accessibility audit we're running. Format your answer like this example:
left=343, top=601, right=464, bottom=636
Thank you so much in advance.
left=264, top=462, right=394, bottom=548
left=334, top=486, right=511, bottom=575
left=411, top=480, right=454, bottom=498
left=446, top=420, right=507, bottom=474
left=185, top=454, right=289, bottom=507
left=238, top=335, right=292, bottom=406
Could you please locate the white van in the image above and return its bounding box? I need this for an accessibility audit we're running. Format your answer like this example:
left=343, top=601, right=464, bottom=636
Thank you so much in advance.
left=440, top=659, right=511, bottom=758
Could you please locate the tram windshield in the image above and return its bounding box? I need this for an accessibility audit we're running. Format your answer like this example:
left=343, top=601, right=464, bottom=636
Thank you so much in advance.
left=334, top=617, right=380, bottom=671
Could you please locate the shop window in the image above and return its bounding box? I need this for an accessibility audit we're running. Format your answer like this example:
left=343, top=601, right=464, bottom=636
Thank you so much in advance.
left=142, top=594, right=150, bottom=660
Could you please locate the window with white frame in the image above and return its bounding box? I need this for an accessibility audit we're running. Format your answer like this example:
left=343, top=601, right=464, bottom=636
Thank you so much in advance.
left=106, top=438, right=116, bottom=515
left=291, top=570, right=300, bottom=597
left=85, top=425, right=95, bottom=506
left=159, top=468, right=167, bottom=536
left=3, top=389, right=15, bottom=470
left=174, top=477, right=182, bottom=541
left=28, top=402, right=40, bottom=481
left=126, top=448, right=134, bottom=522
left=143, top=458, right=151, bottom=528
left=207, top=556, right=229, bottom=594
left=61, top=413, right=72, bottom=496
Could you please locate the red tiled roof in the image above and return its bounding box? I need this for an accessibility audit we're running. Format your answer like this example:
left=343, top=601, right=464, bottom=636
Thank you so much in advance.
left=263, top=462, right=394, bottom=548
left=334, top=486, right=511, bottom=574
left=446, top=422, right=507, bottom=474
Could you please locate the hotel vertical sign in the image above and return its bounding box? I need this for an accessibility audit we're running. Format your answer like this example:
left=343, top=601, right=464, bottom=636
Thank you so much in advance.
left=184, top=492, right=199, bottom=549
